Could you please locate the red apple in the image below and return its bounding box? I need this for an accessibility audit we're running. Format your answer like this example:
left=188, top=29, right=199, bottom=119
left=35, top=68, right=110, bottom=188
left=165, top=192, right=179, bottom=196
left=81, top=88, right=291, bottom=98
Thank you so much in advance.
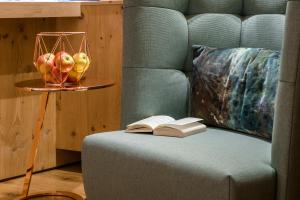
left=42, top=73, right=53, bottom=83
left=36, top=53, right=55, bottom=74
left=54, top=51, right=75, bottom=73
left=51, top=67, right=68, bottom=84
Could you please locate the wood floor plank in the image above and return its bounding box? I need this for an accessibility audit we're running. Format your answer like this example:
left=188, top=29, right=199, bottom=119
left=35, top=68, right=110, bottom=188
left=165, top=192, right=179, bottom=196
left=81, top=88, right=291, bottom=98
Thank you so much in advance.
left=0, top=164, right=85, bottom=200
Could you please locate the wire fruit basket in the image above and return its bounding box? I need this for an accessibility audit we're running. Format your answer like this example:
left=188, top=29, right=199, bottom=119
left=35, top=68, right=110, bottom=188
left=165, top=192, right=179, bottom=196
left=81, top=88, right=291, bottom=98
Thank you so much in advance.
left=33, top=32, right=91, bottom=85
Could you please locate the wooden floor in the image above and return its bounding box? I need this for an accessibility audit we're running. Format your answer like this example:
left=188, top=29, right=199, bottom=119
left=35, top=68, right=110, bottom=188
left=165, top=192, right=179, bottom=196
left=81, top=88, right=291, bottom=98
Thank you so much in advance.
left=0, top=163, right=85, bottom=200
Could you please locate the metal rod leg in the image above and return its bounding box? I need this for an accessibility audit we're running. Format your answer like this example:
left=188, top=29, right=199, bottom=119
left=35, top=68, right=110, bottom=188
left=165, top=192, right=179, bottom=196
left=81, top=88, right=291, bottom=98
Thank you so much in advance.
left=20, top=92, right=49, bottom=199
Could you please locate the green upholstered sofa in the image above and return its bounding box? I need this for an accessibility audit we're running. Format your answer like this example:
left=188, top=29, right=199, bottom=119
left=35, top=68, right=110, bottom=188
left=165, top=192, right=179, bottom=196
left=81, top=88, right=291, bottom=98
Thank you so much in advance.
left=82, top=0, right=300, bottom=199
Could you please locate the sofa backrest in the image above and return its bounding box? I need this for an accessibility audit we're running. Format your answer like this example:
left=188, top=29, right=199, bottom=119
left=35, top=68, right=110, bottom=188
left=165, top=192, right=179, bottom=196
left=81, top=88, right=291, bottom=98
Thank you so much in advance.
left=184, top=2, right=285, bottom=71
left=122, top=1, right=300, bottom=199
left=122, top=2, right=190, bottom=126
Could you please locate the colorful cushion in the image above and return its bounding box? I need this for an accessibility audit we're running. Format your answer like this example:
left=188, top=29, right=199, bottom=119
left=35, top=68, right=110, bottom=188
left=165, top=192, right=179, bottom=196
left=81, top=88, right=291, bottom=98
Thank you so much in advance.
left=191, top=45, right=281, bottom=139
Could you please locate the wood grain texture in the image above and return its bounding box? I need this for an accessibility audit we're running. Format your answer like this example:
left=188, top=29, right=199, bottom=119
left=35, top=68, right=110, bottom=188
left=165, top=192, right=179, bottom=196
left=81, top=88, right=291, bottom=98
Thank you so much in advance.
left=81, top=0, right=123, bottom=5
left=0, top=2, right=122, bottom=180
left=0, top=3, right=81, bottom=19
left=0, top=164, right=85, bottom=200
left=0, top=17, right=82, bottom=180
left=0, top=18, right=59, bottom=180
left=55, top=4, right=123, bottom=151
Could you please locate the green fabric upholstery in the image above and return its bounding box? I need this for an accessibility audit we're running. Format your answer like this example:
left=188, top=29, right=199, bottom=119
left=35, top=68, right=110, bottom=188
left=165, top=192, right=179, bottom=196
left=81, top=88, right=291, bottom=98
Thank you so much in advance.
left=241, top=15, right=285, bottom=50
left=83, top=128, right=275, bottom=200
left=188, top=14, right=241, bottom=48
left=124, top=7, right=188, bottom=70
left=187, top=0, right=287, bottom=15
left=124, top=0, right=287, bottom=15
left=82, top=0, right=300, bottom=199
left=123, top=0, right=188, bottom=13
left=185, top=14, right=241, bottom=70
left=277, top=2, right=300, bottom=83
left=272, top=1, right=300, bottom=200
left=185, top=13, right=285, bottom=71
left=121, top=68, right=189, bottom=128
left=243, top=0, right=287, bottom=15
left=187, top=0, right=242, bottom=15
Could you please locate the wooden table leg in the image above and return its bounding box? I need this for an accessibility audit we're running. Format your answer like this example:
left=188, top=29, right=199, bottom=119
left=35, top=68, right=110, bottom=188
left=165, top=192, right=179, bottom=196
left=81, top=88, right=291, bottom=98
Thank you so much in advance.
left=20, top=92, right=49, bottom=199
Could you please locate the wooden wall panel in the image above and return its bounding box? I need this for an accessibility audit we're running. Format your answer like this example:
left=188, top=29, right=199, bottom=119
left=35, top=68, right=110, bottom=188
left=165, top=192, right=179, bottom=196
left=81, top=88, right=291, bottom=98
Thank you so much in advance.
left=0, top=2, right=122, bottom=180
left=0, top=18, right=59, bottom=180
left=55, top=4, right=122, bottom=151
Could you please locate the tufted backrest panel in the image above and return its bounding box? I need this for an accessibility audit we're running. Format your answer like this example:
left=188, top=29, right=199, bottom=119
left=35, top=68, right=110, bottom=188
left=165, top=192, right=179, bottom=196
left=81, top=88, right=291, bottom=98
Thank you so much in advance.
left=243, top=0, right=287, bottom=15
left=122, top=0, right=287, bottom=128
left=185, top=0, right=287, bottom=66
left=123, top=0, right=286, bottom=71
left=185, top=14, right=242, bottom=70
left=122, top=1, right=300, bottom=200
left=122, top=4, right=189, bottom=127
left=188, top=0, right=242, bottom=15
left=241, top=14, right=285, bottom=50
left=185, top=13, right=285, bottom=70
left=124, top=6, right=188, bottom=70
left=123, top=0, right=188, bottom=12
left=188, top=14, right=241, bottom=48
left=187, top=0, right=287, bottom=15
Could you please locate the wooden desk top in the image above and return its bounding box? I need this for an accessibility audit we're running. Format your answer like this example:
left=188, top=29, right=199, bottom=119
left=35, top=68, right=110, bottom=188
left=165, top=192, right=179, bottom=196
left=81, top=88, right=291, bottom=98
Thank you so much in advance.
left=0, top=0, right=123, bottom=18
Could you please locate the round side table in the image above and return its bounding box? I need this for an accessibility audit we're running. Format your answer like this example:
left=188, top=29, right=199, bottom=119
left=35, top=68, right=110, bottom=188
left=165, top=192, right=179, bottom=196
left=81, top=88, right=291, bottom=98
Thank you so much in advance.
left=15, top=78, right=114, bottom=200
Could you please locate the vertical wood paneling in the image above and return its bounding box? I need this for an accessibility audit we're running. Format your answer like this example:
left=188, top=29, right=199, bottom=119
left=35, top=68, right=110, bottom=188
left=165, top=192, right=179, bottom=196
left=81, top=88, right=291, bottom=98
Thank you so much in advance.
left=55, top=4, right=122, bottom=151
left=0, top=18, right=58, bottom=179
left=0, top=3, right=122, bottom=180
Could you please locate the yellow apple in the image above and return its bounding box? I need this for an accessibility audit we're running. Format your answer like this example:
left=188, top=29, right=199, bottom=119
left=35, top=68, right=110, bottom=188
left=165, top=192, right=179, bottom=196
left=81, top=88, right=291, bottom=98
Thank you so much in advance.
left=67, top=70, right=82, bottom=83
left=73, top=52, right=90, bottom=73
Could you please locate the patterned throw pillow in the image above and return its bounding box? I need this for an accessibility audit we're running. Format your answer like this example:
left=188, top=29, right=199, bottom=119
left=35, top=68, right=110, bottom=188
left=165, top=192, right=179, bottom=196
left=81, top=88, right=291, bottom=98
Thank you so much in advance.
left=191, top=45, right=281, bottom=139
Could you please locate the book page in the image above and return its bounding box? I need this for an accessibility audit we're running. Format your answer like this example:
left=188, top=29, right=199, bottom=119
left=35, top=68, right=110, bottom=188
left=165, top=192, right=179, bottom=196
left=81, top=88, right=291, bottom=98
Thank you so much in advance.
left=179, top=123, right=206, bottom=134
left=159, top=117, right=202, bottom=127
left=127, top=115, right=175, bottom=130
left=154, top=123, right=206, bottom=137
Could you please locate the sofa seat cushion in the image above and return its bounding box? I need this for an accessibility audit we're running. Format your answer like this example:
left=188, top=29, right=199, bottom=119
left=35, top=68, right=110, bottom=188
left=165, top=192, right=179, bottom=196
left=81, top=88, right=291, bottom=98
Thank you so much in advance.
left=82, top=128, right=275, bottom=200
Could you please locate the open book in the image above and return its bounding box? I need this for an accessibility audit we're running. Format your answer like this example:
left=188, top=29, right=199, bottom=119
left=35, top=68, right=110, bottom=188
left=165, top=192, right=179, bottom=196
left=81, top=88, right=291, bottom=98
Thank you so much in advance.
left=126, top=115, right=206, bottom=138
